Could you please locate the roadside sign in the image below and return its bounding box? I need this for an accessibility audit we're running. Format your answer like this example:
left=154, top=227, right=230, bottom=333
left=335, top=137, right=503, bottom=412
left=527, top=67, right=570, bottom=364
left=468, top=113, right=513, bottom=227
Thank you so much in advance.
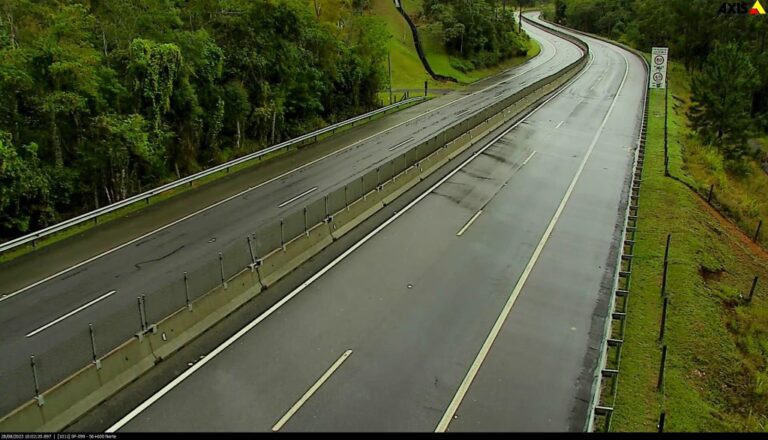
left=650, top=47, right=669, bottom=89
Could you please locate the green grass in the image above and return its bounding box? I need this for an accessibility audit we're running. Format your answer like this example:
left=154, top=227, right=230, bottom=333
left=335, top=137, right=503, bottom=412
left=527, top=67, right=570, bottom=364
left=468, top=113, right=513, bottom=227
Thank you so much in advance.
left=611, top=56, right=768, bottom=431
left=402, top=0, right=540, bottom=85
left=370, top=0, right=440, bottom=91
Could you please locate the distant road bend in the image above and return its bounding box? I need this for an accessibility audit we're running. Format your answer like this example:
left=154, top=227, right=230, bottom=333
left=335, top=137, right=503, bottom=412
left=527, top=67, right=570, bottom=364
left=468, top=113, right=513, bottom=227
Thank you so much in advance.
left=97, top=14, right=646, bottom=432
left=0, top=18, right=583, bottom=417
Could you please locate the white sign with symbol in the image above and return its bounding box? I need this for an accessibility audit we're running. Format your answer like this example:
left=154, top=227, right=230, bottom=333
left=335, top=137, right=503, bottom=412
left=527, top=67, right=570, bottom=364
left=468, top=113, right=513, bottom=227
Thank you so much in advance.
left=650, top=47, right=668, bottom=89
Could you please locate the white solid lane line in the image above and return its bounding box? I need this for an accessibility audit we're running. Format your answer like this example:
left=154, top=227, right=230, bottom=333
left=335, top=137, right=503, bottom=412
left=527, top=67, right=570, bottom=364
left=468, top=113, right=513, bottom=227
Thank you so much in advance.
left=2, top=25, right=566, bottom=305
left=522, top=150, right=537, bottom=166
left=456, top=211, right=483, bottom=237
left=435, top=47, right=631, bottom=434
left=271, top=350, right=353, bottom=432
left=277, top=187, right=319, bottom=208
left=25, top=290, right=116, bottom=338
left=388, top=137, right=415, bottom=151
left=106, top=51, right=589, bottom=434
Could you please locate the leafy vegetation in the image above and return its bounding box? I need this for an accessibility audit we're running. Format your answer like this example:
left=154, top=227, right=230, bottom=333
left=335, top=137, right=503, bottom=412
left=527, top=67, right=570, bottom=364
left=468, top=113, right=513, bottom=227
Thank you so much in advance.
left=416, top=0, right=530, bottom=73
left=547, top=0, right=768, bottom=168
left=0, top=0, right=390, bottom=239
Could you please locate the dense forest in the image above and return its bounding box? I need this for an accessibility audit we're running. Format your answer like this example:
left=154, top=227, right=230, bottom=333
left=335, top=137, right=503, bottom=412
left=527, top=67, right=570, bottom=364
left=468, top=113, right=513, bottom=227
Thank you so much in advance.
left=0, top=0, right=389, bottom=238
left=420, top=0, right=531, bottom=72
left=548, top=0, right=768, bottom=169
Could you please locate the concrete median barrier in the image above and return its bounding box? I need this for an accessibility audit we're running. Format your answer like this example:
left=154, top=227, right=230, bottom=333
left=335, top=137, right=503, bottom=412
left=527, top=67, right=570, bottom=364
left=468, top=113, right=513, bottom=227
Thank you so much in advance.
left=259, top=223, right=334, bottom=288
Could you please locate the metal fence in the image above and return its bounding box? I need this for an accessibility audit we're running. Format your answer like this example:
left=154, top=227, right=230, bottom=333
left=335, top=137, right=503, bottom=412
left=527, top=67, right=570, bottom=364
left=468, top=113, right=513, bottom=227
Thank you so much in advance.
left=1, top=19, right=591, bottom=419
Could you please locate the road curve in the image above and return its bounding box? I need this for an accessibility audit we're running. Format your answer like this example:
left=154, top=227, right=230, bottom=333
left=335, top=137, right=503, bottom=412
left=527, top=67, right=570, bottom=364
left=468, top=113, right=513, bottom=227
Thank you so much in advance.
left=99, top=14, right=646, bottom=432
left=0, top=22, right=583, bottom=415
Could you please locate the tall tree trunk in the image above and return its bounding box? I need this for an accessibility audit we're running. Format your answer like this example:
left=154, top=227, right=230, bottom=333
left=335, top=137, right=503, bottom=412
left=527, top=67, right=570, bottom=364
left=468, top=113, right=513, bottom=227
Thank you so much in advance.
left=101, top=29, right=108, bottom=60
left=50, top=113, right=63, bottom=169
left=271, top=106, right=277, bottom=145
left=235, top=119, right=241, bottom=150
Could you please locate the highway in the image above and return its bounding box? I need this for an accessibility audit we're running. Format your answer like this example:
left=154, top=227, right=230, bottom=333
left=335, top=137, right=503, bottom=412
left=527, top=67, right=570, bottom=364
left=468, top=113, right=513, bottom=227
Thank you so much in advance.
left=93, top=15, right=646, bottom=432
left=0, top=19, right=583, bottom=416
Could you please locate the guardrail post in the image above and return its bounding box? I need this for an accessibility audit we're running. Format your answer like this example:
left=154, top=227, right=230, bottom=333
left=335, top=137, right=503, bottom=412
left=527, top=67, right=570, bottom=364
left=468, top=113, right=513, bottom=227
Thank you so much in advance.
left=184, top=271, right=192, bottom=311
left=219, top=252, right=227, bottom=289
left=30, top=355, right=44, bottom=406
left=89, top=323, right=101, bottom=369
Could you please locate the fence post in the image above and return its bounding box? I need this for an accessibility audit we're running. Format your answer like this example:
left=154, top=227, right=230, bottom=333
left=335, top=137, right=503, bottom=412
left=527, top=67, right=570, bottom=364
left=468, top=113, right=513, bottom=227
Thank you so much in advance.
left=659, top=297, right=668, bottom=342
left=219, top=252, right=227, bottom=289
left=89, top=323, right=101, bottom=369
left=754, top=220, right=763, bottom=243
left=658, top=411, right=666, bottom=433
left=707, top=184, right=714, bottom=204
left=748, top=276, right=759, bottom=303
left=184, top=271, right=192, bottom=311
left=247, top=236, right=257, bottom=267
left=657, top=345, right=667, bottom=391
left=30, top=355, right=44, bottom=406
left=137, top=297, right=146, bottom=332
left=661, top=234, right=671, bottom=297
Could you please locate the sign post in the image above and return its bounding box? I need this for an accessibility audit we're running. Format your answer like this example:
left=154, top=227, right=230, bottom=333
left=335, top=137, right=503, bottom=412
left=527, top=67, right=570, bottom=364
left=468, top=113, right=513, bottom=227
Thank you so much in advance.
left=651, top=47, right=670, bottom=175
left=650, top=47, right=668, bottom=89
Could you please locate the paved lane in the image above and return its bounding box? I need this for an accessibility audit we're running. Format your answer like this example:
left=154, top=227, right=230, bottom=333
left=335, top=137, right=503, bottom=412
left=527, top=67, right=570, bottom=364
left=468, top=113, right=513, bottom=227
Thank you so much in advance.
left=0, top=22, right=582, bottom=415
left=106, top=15, right=645, bottom=432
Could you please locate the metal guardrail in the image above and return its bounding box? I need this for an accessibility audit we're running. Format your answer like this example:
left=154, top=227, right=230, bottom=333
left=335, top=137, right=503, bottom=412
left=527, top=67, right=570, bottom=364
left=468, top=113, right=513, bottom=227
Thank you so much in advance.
left=0, top=97, right=425, bottom=255
left=539, top=18, right=652, bottom=433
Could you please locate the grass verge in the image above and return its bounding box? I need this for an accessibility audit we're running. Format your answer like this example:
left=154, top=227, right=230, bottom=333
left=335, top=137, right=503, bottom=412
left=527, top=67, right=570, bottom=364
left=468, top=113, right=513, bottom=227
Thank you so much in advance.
left=611, top=56, right=768, bottom=431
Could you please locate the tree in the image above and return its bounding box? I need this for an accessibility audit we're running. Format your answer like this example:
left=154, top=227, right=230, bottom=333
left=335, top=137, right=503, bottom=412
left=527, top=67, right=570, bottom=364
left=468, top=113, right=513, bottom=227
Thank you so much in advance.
left=0, top=132, right=51, bottom=234
left=688, top=43, right=759, bottom=161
